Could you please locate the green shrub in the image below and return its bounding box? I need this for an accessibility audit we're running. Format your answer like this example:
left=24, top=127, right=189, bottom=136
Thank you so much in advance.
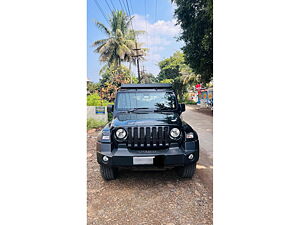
left=87, top=93, right=114, bottom=106
left=179, top=98, right=197, bottom=105
left=87, top=93, right=101, bottom=106
left=99, top=99, right=114, bottom=106
left=160, top=79, right=174, bottom=84
left=87, top=118, right=107, bottom=130
left=108, top=112, right=113, bottom=122
left=184, top=100, right=197, bottom=105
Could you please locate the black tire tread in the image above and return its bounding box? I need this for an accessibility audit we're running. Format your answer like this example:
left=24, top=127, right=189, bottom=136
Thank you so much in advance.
left=176, top=163, right=196, bottom=178
left=100, top=164, right=118, bottom=180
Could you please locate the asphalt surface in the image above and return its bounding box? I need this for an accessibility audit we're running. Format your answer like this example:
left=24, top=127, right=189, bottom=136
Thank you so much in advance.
left=87, top=106, right=213, bottom=225
left=182, top=106, right=213, bottom=195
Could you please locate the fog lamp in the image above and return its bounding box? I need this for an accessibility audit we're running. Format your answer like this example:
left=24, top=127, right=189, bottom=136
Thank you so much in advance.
left=103, top=156, right=109, bottom=162
left=188, top=154, right=194, bottom=160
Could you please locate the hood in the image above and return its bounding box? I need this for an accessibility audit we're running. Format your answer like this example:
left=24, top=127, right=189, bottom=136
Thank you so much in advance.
left=111, top=112, right=182, bottom=127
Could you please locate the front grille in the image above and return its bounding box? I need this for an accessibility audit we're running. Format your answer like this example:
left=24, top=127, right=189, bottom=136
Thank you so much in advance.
left=127, top=126, right=170, bottom=149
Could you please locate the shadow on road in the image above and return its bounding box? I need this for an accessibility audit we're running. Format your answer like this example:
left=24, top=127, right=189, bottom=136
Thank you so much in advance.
left=103, top=168, right=194, bottom=189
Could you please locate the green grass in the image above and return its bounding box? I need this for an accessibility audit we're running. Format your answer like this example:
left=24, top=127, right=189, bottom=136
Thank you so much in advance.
left=183, top=100, right=197, bottom=105
left=179, top=100, right=197, bottom=105
left=87, top=118, right=107, bottom=130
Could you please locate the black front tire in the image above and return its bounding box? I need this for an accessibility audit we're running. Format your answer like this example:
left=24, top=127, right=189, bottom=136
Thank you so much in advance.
left=100, top=164, right=118, bottom=180
left=176, top=163, right=196, bottom=178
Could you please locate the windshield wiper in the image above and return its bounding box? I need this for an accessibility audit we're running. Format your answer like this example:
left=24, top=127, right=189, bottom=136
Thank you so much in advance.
left=127, top=107, right=150, bottom=113
left=154, top=108, right=171, bottom=112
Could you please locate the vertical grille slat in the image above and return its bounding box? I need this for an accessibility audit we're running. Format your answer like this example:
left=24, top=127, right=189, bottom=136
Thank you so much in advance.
left=158, top=127, right=163, bottom=146
left=164, top=127, right=169, bottom=146
left=146, top=127, right=151, bottom=147
left=140, top=127, right=145, bottom=147
left=133, top=127, right=138, bottom=147
left=152, top=127, right=157, bottom=147
left=126, top=126, right=170, bottom=149
left=128, top=127, right=132, bottom=147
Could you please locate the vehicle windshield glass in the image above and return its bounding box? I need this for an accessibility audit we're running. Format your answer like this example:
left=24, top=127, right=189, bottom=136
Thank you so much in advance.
left=116, top=91, right=177, bottom=111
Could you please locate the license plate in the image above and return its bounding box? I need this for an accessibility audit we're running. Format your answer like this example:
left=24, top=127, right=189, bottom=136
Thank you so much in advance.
left=133, top=157, right=154, bottom=165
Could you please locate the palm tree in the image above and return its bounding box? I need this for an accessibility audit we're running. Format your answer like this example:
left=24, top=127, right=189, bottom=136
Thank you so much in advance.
left=180, top=65, right=201, bottom=85
left=93, top=10, right=145, bottom=66
left=181, top=72, right=201, bottom=85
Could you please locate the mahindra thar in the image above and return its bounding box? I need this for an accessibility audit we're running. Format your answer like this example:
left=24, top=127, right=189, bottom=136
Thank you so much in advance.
left=96, top=84, right=199, bottom=180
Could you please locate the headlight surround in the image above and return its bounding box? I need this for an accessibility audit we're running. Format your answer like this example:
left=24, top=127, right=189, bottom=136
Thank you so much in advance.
left=115, top=128, right=127, bottom=139
left=170, top=128, right=181, bottom=139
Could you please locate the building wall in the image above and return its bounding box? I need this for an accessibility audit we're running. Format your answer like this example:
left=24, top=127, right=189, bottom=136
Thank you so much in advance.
left=87, top=106, right=108, bottom=122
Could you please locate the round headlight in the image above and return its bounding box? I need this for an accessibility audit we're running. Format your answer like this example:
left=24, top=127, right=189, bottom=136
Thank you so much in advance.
left=170, top=128, right=180, bottom=138
left=115, top=128, right=127, bottom=139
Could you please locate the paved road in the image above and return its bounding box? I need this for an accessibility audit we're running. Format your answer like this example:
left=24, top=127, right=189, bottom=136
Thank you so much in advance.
left=182, top=105, right=213, bottom=160
left=87, top=107, right=213, bottom=225
left=182, top=105, right=213, bottom=195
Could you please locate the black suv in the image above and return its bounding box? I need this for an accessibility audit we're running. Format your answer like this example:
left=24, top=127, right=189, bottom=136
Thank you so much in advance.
left=96, top=84, right=199, bottom=180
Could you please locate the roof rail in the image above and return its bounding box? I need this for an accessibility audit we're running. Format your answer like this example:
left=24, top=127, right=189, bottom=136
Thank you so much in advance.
left=120, top=84, right=172, bottom=89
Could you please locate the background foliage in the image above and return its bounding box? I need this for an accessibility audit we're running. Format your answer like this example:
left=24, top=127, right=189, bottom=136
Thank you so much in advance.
left=99, top=64, right=136, bottom=101
left=87, top=93, right=101, bottom=106
left=173, top=0, right=213, bottom=83
left=158, top=51, right=194, bottom=101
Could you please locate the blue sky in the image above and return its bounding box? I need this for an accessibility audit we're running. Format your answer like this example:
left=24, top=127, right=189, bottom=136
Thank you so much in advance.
left=87, top=0, right=184, bottom=82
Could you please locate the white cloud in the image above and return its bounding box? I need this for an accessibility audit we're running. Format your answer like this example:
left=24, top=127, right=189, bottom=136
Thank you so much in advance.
left=130, top=14, right=182, bottom=75
left=150, top=19, right=181, bottom=36
left=145, top=53, right=162, bottom=62
left=132, top=14, right=181, bottom=47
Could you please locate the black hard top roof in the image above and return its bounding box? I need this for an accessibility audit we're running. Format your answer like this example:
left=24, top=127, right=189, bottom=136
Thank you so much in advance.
left=120, top=83, right=172, bottom=89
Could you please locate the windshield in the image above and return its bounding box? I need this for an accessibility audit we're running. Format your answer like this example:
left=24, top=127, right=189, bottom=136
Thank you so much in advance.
left=116, top=91, right=177, bottom=111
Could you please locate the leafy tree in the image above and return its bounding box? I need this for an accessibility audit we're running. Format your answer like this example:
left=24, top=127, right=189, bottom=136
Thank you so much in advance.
left=87, top=82, right=100, bottom=94
left=140, top=72, right=157, bottom=84
left=157, top=51, right=185, bottom=81
left=159, top=79, right=174, bottom=84
left=172, top=0, right=213, bottom=83
left=93, top=10, right=146, bottom=66
left=99, top=64, right=135, bottom=101
left=158, top=51, right=194, bottom=101
left=180, top=67, right=200, bottom=85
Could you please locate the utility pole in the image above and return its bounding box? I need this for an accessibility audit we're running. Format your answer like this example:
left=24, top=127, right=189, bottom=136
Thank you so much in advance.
left=129, top=62, right=132, bottom=84
left=133, top=42, right=143, bottom=83
left=141, top=66, right=146, bottom=75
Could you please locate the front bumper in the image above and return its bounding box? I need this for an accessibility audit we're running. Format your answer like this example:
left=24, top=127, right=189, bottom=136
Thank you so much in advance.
left=97, top=140, right=199, bottom=167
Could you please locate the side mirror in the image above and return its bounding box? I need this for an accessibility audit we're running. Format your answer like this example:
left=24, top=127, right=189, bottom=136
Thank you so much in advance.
left=107, top=104, right=114, bottom=113
left=180, top=103, right=185, bottom=112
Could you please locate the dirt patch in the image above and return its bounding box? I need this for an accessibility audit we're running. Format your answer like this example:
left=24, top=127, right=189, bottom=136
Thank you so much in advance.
left=197, top=108, right=213, bottom=117
left=188, top=106, right=213, bottom=117
left=87, top=132, right=213, bottom=225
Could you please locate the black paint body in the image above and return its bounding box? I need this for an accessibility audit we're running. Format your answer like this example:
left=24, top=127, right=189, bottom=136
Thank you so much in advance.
left=96, top=84, right=200, bottom=169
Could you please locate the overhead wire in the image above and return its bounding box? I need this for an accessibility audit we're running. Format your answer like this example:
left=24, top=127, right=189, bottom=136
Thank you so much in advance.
left=108, top=0, right=116, bottom=11
left=125, top=0, right=142, bottom=80
left=122, top=0, right=131, bottom=15
left=129, top=0, right=134, bottom=16
left=93, top=0, right=110, bottom=24
left=104, top=0, right=113, bottom=13
left=124, top=0, right=132, bottom=17
left=118, top=0, right=128, bottom=15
